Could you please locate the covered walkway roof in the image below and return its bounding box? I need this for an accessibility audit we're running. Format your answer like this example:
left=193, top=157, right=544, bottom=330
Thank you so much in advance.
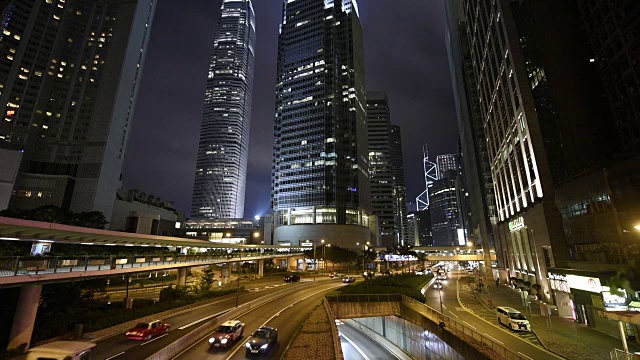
left=0, top=216, right=303, bottom=250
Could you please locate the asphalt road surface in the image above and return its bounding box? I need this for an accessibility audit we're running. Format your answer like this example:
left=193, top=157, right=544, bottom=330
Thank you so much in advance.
left=423, top=271, right=563, bottom=360
left=173, top=281, right=344, bottom=360
left=93, top=277, right=334, bottom=360
left=337, top=321, right=399, bottom=360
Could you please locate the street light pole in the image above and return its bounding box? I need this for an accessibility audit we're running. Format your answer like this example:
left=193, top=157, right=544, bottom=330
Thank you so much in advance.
left=313, top=240, right=316, bottom=281
left=235, top=241, right=243, bottom=308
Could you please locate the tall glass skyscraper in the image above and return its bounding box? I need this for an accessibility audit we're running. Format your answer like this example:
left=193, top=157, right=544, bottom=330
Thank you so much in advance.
left=191, top=0, right=256, bottom=219
left=0, top=0, right=156, bottom=220
left=270, top=0, right=371, bottom=246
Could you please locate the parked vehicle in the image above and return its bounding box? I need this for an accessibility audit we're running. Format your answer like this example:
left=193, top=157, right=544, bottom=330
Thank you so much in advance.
left=284, top=273, right=300, bottom=282
left=497, top=306, right=531, bottom=331
left=125, top=320, right=169, bottom=340
left=26, top=341, right=96, bottom=360
left=245, top=326, right=278, bottom=355
left=342, top=276, right=356, bottom=283
left=209, top=320, right=245, bottom=348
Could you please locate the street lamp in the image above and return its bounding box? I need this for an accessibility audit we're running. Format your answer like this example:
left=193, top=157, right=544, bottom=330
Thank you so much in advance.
left=235, top=241, right=244, bottom=308
left=358, top=242, right=370, bottom=275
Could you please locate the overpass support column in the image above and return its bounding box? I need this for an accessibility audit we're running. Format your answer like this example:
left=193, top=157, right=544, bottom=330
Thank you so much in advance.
left=176, top=268, right=187, bottom=287
left=8, top=284, right=42, bottom=350
left=258, top=259, right=264, bottom=278
left=287, top=257, right=297, bottom=272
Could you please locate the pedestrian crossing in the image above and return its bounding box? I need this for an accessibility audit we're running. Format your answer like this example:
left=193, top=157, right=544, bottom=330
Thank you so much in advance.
left=458, top=280, right=543, bottom=346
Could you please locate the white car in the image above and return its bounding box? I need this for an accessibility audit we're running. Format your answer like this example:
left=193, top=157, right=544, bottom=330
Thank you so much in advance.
left=432, top=281, right=443, bottom=290
left=497, top=306, right=530, bottom=331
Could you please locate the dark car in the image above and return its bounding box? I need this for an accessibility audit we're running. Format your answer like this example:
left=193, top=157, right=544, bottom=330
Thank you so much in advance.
left=342, top=276, right=356, bottom=283
left=284, top=273, right=300, bottom=282
left=245, top=326, right=278, bottom=355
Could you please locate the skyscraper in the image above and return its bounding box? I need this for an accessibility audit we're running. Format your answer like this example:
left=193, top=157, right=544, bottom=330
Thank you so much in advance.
left=0, top=0, right=156, bottom=220
left=367, top=91, right=396, bottom=247
left=430, top=169, right=462, bottom=246
left=436, top=154, right=457, bottom=178
left=458, top=0, right=618, bottom=305
left=191, top=0, right=256, bottom=219
left=390, top=125, right=408, bottom=245
left=445, top=0, right=497, bottom=272
left=270, top=0, right=371, bottom=248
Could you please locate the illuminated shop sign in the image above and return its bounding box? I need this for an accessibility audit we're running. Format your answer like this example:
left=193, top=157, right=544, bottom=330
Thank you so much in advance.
left=566, top=274, right=602, bottom=293
left=508, top=217, right=524, bottom=232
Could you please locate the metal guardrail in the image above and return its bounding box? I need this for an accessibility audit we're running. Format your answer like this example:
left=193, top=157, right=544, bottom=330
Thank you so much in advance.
left=326, top=293, right=530, bottom=360
left=325, top=294, right=402, bottom=303
left=610, top=348, right=637, bottom=360
left=323, top=298, right=344, bottom=360
left=401, top=295, right=529, bottom=360
left=0, top=252, right=304, bottom=278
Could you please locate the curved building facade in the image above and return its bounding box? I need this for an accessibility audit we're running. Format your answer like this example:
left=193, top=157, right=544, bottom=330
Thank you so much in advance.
left=191, top=0, right=256, bottom=219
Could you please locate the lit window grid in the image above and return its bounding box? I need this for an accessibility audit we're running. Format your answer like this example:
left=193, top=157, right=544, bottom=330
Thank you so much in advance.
left=192, top=0, right=255, bottom=219
left=463, top=0, right=543, bottom=222
left=271, top=0, right=367, bottom=214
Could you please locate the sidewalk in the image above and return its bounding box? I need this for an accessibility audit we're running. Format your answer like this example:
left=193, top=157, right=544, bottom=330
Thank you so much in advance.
left=476, top=282, right=640, bottom=360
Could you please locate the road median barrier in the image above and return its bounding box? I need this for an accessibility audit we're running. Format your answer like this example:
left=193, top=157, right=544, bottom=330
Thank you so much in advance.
left=145, top=281, right=319, bottom=360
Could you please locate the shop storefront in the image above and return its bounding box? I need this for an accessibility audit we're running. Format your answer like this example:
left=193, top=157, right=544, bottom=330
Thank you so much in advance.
left=548, top=268, right=635, bottom=339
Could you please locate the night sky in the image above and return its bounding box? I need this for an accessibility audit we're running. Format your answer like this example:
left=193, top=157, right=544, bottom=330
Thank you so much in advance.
left=122, top=0, right=458, bottom=218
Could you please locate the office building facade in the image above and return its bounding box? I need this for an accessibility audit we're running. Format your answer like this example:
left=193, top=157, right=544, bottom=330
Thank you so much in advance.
left=367, top=91, right=395, bottom=247
left=430, top=169, right=462, bottom=246
left=445, top=0, right=498, bottom=273
left=459, top=0, right=620, bottom=304
left=270, top=0, right=371, bottom=249
left=0, top=0, right=156, bottom=220
left=436, top=154, right=457, bottom=178
left=191, top=0, right=256, bottom=219
left=390, top=125, right=408, bottom=245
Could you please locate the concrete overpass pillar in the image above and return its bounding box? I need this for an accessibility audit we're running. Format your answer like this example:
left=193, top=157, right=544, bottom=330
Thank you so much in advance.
left=258, top=259, right=264, bottom=278
left=287, top=257, right=298, bottom=272
left=8, top=284, right=42, bottom=350
left=176, top=268, right=187, bottom=287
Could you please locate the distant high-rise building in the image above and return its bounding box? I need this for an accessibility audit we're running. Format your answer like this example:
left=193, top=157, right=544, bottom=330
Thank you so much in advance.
left=436, top=154, right=457, bottom=178
left=578, top=1, right=640, bottom=155
left=270, top=0, right=371, bottom=249
left=458, top=0, right=619, bottom=307
left=367, top=91, right=395, bottom=247
left=409, top=209, right=432, bottom=247
left=430, top=169, right=462, bottom=246
left=191, top=0, right=256, bottom=219
left=390, top=125, right=408, bottom=245
left=0, top=0, right=156, bottom=220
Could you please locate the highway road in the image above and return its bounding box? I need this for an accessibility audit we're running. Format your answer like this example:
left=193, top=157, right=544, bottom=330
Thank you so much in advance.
left=173, top=281, right=344, bottom=360
left=423, top=271, right=563, bottom=360
left=93, top=277, right=334, bottom=360
left=337, top=321, right=399, bottom=360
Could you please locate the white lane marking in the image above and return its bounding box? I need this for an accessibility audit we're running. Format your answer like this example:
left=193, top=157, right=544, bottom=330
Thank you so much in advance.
left=518, top=352, right=534, bottom=360
left=340, top=332, right=370, bottom=360
left=449, top=311, right=459, bottom=319
left=140, top=333, right=168, bottom=345
left=178, top=310, right=227, bottom=330
left=105, top=351, right=125, bottom=360
left=483, top=333, right=504, bottom=345
left=462, top=321, right=477, bottom=330
left=223, top=284, right=345, bottom=360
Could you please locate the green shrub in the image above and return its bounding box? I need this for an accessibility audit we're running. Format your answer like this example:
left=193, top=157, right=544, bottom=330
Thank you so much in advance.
left=335, top=274, right=432, bottom=301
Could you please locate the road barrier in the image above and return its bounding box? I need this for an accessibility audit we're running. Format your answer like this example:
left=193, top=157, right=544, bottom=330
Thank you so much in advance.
left=145, top=281, right=320, bottom=360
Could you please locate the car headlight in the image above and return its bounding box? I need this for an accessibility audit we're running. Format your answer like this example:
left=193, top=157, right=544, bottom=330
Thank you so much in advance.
left=260, top=344, right=269, bottom=349
left=208, top=338, right=215, bottom=344
left=246, top=342, right=251, bottom=348
left=221, top=338, right=228, bottom=344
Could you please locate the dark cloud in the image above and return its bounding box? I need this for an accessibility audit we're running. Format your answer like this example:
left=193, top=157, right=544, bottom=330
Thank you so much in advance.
left=123, top=0, right=458, bottom=217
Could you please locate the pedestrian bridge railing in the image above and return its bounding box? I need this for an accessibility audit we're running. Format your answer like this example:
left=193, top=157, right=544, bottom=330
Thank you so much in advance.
left=0, top=252, right=303, bottom=281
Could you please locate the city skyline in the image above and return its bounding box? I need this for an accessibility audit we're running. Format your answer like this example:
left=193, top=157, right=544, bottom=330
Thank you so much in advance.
left=122, top=0, right=458, bottom=217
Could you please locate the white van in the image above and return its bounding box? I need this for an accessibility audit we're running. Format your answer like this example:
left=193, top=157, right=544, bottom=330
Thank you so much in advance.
left=26, top=341, right=96, bottom=360
left=496, top=306, right=530, bottom=331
